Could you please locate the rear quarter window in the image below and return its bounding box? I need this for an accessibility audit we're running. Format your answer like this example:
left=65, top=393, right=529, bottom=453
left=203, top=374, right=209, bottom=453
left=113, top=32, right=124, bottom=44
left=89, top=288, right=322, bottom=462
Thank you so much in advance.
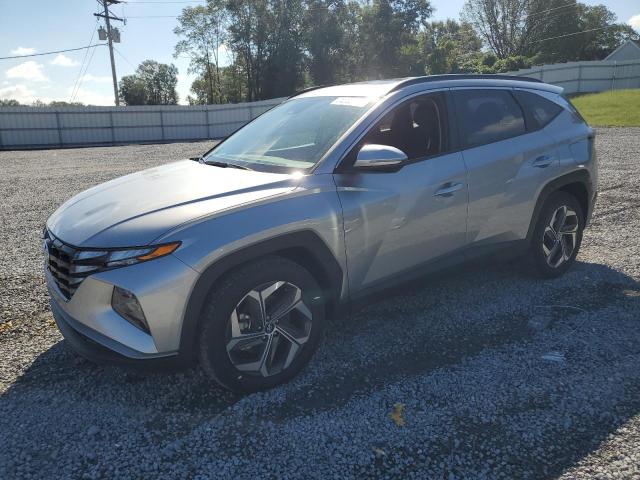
left=453, top=89, right=526, bottom=148
left=561, top=94, right=588, bottom=124
left=514, top=90, right=563, bottom=130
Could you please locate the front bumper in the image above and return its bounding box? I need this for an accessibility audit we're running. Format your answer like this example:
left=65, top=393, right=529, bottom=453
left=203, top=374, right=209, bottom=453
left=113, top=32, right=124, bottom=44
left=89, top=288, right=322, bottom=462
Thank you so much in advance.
left=586, top=190, right=597, bottom=227
left=51, top=298, right=144, bottom=364
left=46, top=252, right=199, bottom=361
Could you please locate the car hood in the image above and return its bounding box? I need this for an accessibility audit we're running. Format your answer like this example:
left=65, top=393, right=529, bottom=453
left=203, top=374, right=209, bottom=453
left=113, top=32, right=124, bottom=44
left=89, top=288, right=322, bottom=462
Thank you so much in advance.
left=47, top=160, right=297, bottom=247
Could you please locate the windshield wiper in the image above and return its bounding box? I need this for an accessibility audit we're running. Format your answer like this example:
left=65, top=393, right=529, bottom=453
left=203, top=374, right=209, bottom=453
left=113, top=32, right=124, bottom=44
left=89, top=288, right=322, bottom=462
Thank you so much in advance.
left=203, top=160, right=253, bottom=171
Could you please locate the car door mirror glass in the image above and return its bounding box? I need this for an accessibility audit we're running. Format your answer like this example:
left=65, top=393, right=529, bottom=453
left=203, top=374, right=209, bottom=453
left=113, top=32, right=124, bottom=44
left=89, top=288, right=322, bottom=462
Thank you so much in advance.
left=354, top=144, right=408, bottom=171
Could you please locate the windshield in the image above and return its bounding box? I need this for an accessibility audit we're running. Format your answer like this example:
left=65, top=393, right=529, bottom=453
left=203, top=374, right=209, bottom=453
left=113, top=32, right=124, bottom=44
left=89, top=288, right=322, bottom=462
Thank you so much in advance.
left=203, top=96, right=375, bottom=173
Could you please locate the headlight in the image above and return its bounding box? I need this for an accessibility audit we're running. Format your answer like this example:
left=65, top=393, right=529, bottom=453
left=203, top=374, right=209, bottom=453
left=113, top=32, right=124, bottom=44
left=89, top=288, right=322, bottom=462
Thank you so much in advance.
left=44, top=229, right=181, bottom=300
left=73, top=242, right=181, bottom=272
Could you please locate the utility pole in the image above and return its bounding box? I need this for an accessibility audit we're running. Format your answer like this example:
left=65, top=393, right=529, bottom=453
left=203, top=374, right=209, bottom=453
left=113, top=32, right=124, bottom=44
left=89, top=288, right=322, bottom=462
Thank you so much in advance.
left=95, top=1, right=123, bottom=106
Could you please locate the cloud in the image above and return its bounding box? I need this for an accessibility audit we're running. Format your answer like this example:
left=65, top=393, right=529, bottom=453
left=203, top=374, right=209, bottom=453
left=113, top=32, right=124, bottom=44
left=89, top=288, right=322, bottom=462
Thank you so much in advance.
left=68, top=87, right=114, bottom=106
left=0, top=84, right=39, bottom=103
left=629, top=14, right=640, bottom=32
left=79, top=74, right=112, bottom=83
left=10, top=47, right=36, bottom=56
left=0, top=83, right=115, bottom=106
left=6, top=61, right=48, bottom=82
left=51, top=54, right=79, bottom=67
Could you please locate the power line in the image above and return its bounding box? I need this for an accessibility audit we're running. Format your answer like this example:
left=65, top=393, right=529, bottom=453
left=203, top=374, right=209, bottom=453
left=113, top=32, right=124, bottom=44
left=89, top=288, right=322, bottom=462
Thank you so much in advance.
left=71, top=41, right=99, bottom=103
left=524, top=4, right=577, bottom=34
left=70, top=47, right=98, bottom=103
left=113, top=46, right=136, bottom=68
left=125, top=1, right=204, bottom=3
left=70, top=19, right=100, bottom=102
left=526, top=2, right=577, bottom=19
left=126, top=15, right=181, bottom=18
left=528, top=24, right=621, bottom=44
left=0, top=44, right=106, bottom=60
left=124, top=6, right=334, bottom=19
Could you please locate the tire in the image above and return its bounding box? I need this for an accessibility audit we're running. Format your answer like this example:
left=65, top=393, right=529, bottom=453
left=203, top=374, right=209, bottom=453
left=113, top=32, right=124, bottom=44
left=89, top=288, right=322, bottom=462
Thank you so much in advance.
left=198, top=256, right=325, bottom=393
left=529, top=191, right=584, bottom=278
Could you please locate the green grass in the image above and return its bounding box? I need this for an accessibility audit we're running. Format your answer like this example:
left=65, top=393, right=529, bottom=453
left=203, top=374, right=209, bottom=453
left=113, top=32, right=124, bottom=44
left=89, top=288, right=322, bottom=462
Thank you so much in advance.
left=571, top=89, right=640, bottom=127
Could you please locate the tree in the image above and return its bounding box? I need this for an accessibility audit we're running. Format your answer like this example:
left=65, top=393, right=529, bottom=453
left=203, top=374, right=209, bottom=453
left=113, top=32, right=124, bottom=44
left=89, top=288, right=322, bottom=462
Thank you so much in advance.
left=461, top=0, right=531, bottom=59
left=224, top=0, right=306, bottom=101
left=187, top=66, right=246, bottom=104
left=176, top=0, right=439, bottom=97
left=0, top=99, right=21, bottom=107
left=462, top=0, right=637, bottom=61
left=48, top=101, right=85, bottom=107
left=175, top=0, right=442, bottom=101
left=119, top=60, right=179, bottom=106
left=358, top=0, right=433, bottom=78
left=170, top=0, right=639, bottom=101
left=260, top=0, right=307, bottom=99
left=303, top=0, right=361, bottom=85
left=560, top=4, right=638, bottom=61
left=516, top=0, right=581, bottom=61
left=119, top=76, right=147, bottom=106
left=422, top=19, right=483, bottom=74
left=174, top=2, right=228, bottom=104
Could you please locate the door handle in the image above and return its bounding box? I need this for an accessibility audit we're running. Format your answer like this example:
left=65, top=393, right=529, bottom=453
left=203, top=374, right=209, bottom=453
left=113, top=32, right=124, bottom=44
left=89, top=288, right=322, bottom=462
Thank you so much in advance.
left=532, top=155, right=554, bottom=168
left=434, top=182, right=463, bottom=197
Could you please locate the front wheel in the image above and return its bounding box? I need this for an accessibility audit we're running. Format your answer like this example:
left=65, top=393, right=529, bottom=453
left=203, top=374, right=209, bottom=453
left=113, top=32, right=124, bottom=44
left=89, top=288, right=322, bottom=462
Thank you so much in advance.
left=529, top=191, right=584, bottom=278
left=198, top=256, right=325, bottom=393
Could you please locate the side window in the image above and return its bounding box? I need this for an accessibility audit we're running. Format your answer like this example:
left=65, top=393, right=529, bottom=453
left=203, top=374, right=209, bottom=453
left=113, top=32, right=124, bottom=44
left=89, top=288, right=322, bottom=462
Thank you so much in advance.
left=514, top=90, right=563, bottom=130
left=453, top=89, right=525, bottom=147
left=561, top=94, right=587, bottom=124
left=361, top=94, right=447, bottom=160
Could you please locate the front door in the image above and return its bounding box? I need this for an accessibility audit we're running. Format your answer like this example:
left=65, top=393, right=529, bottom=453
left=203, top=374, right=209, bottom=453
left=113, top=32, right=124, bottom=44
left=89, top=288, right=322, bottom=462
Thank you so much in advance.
left=333, top=92, right=469, bottom=296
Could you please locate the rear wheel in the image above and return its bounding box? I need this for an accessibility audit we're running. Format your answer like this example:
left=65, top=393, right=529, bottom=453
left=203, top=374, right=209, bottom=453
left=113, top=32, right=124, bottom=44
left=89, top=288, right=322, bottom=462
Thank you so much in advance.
left=198, top=256, right=325, bottom=393
left=529, top=191, right=584, bottom=278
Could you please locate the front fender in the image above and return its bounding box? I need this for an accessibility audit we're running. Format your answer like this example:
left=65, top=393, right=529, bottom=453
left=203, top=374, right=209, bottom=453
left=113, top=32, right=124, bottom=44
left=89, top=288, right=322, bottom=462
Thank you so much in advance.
left=176, top=230, right=345, bottom=359
left=160, top=174, right=347, bottom=359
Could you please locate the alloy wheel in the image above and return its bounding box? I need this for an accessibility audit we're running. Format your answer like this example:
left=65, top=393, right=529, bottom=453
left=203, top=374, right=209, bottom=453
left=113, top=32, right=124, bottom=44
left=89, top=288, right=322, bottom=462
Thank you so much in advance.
left=542, top=205, right=579, bottom=268
left=225, top=281, right=313, bottom=377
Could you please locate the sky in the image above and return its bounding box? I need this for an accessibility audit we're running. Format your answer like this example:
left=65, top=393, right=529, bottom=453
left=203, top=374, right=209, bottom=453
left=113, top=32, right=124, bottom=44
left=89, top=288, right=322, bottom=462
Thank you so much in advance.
left=1, top=0, right=639, bottom=106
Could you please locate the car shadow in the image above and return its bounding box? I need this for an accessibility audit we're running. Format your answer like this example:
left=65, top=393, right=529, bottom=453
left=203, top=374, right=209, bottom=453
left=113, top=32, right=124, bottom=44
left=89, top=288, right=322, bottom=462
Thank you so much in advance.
left=1, top=259, right=639, bottom=478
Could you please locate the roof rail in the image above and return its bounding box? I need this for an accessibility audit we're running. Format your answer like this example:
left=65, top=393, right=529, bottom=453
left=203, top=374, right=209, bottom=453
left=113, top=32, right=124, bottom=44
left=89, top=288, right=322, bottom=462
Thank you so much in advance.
left=390, top=74, right=542, bottom=92
left=288, top=85, right=329, bottom=99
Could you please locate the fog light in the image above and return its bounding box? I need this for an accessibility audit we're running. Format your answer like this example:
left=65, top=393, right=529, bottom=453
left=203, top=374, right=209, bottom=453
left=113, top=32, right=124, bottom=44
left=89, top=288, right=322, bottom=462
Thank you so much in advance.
left=111, top=286, right=149, bottom=333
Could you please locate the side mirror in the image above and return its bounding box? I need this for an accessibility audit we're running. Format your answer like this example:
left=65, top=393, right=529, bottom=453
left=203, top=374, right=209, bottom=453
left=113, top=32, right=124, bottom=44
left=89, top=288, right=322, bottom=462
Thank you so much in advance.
left=354, top=144, right=408, bottom=171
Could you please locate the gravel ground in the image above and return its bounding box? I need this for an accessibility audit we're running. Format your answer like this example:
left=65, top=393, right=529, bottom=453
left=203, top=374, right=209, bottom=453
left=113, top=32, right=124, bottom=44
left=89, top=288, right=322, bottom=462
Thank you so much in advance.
left=1, top=130, right=639, bottom=479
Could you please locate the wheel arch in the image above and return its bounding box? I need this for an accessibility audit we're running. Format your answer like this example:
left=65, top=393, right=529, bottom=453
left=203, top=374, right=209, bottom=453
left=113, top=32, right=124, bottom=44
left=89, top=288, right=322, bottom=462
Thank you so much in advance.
left=557, top=182, right=589, bottom=222
left=526, top=169, right=594, bottom=243
left=177, top=230, right=344, bottom=360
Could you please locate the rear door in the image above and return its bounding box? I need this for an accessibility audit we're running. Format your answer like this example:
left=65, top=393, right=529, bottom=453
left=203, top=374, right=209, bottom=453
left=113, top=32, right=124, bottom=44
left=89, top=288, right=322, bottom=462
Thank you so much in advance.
left=451, top=88, right=561, bottom=246
left=333, top=91, right=469, bottom=295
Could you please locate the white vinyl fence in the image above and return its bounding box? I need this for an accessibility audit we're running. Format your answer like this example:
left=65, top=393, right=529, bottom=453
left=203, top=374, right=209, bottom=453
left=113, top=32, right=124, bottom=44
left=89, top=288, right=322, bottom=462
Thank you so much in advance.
left=0, top=98, right=285, bottom=150
left=505, top=58, right=640, bottom=95
left=2, top=58, right=639, bottom=150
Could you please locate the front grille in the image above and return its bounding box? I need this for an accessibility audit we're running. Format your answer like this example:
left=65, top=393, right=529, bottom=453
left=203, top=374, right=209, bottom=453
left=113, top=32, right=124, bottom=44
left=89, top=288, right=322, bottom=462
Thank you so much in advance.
left=44, top=231, right=105, bottom=300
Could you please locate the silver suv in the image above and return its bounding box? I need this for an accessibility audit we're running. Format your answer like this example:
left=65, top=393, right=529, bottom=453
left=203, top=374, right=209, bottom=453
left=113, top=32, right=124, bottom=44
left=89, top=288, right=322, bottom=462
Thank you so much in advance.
left=45, top=75, right=597, bottom=392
